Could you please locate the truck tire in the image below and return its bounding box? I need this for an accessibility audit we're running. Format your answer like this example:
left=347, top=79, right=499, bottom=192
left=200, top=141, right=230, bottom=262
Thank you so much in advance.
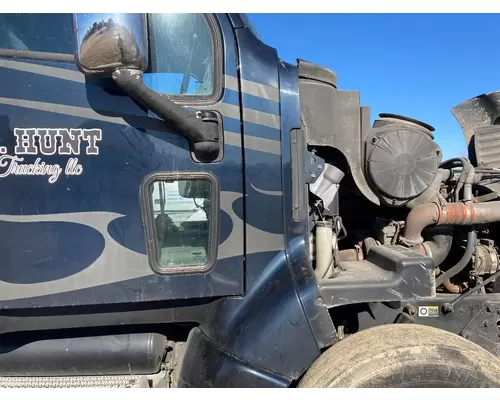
left=298, top=324, right=500, bottom=388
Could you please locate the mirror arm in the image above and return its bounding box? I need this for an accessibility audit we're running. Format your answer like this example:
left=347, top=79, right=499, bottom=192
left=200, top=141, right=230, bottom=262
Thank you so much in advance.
left=112, top=68, right=220, bottom=162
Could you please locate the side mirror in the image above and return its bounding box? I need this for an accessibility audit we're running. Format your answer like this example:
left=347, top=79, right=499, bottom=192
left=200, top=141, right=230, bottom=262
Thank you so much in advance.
left=72, top=13, right=220, bottom=162
left=178, top=180, right=211, bottom=199
left=74, top=14, right=148, bottom=75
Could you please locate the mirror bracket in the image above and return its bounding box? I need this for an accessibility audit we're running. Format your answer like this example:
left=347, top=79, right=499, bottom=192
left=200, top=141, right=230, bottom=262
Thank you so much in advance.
left=112, top=68, right=220, bottom=162
left=73, top=14, right=220, bottom=163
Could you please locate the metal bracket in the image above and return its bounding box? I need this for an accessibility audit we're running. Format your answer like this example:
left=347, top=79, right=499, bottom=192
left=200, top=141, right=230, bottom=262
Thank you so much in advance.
left=305, top=150, right=325, bottom=184
left=319, top=245, right=435, bottom=308
left=309, top=164, right=345, bottom=216
left=459, top=302, right=500, bottom=357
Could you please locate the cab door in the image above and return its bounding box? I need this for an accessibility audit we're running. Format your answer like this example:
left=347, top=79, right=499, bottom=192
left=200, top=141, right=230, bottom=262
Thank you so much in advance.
left=0, top=13, right=244, bottom=309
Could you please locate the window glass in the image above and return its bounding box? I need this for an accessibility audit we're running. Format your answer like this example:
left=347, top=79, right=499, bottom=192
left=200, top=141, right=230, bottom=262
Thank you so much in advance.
left=150, top=178, right=213, bottom=268
left=145, top=13, right=216, bottom=96
left=0, top=13, right=74, bottom=54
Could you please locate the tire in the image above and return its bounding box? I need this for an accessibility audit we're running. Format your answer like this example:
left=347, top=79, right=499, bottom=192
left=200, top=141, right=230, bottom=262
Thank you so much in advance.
left=298, top=324, right=500, bottom=388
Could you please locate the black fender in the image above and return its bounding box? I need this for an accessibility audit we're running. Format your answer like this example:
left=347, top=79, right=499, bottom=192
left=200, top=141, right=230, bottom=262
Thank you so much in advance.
left=451, top=90, right=500, bottom=167
left=178, top=245, right=335, bottom=388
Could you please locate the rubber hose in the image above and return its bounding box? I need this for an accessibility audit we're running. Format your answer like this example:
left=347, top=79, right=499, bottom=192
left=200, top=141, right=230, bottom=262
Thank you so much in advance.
left=440, top=158, right=472, bottom=202
left=424, top=228, right=453, bottom=266
left=435, top=230, right=477, bottom=287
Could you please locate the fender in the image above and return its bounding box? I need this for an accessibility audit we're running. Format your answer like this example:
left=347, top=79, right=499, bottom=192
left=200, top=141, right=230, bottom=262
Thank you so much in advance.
left=452, top=90, right=500, bottom=167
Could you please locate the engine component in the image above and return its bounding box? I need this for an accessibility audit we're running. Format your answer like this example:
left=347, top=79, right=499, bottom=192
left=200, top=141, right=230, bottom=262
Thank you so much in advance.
left=420, top=227, right=453, bottom=267
left=473, top=126, right=500, bottom=168
left=372, top=113, right=436, bottom=135
left=375, top=219, right=404, bottom=245
left=435, top=230, right=476, bottom=288
left=402, top=201, right=498, bottom=245
left=309, top=164, right=345, bottom=216
left=365, top=114, right=442, bottom=207
left=400, top=200, right=482, bottom=286
left=379, top=222, right=398, bottom=245
left=442, top=278, right=464, bottom=294
left=315, top=220, right=334, bottom=279
left=406, top=168, right=451, bottom=209
left=440, top=158, right=475, bottom=202
left=0, top=333, right=167, bottom=377
left=473, top=239, right=500, bottom=276
left=323, top=245, right=435, bottom=307
left=361, top=237, right=378, bottom=257
left=399, top=196, right=500, bottom=288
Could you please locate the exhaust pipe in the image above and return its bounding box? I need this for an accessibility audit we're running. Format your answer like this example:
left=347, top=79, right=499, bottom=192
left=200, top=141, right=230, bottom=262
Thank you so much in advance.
left=401, top=201, right=500, bottom=286
left=402, top=201, right=500, bottom=244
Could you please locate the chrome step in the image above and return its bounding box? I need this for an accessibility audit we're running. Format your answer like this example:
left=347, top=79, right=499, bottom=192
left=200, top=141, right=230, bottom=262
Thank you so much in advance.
left=0, top=375, right=150, bottom=388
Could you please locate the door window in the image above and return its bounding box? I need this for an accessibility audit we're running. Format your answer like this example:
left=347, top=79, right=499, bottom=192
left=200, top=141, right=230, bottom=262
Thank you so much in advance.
left=145, top=13, right=220, bottom=98
left=142, top=173, right=218, bottom=274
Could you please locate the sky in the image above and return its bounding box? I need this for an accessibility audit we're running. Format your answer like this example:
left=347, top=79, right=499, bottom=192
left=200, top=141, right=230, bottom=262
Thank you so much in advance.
left=247, top=13, right=500, bottom=160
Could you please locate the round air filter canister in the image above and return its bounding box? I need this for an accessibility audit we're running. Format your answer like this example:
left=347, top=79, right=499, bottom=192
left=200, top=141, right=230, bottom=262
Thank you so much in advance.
left=366, top=127, right=442, bottom=202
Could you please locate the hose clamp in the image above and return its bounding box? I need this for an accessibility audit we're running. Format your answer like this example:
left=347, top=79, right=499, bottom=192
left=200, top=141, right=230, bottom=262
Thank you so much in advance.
left=399, top=235, right=423, bottom=247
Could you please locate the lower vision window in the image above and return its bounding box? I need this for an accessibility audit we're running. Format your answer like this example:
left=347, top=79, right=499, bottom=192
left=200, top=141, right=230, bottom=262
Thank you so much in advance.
left=144, top=174, right=217, bottom=273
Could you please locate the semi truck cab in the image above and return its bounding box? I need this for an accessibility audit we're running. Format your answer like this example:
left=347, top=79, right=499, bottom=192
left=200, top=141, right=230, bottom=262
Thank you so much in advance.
left=0, top=13, right=498, bottom=388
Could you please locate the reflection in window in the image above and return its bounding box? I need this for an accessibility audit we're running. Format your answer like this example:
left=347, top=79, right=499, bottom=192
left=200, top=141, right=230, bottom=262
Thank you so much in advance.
left=150, top=178, right=212, bottom=268
left=146, top=13, right=215, bottom=96
left=0, top=14, right=74, bottom=54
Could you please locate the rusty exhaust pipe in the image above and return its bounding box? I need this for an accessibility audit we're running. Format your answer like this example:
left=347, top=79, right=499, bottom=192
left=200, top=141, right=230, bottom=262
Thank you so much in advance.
left=442, top=278, right=464, bottom=294
left=402, top=201, right=500, bottom=244
left=400, top=201, right=500, bottom=287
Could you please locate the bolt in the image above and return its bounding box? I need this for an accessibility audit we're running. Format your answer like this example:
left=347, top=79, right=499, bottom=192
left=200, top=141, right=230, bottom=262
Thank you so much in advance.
left=315, top=297, right=324, bottom=307
left=311, top=173, right=316, bottom=179
left=404, top=305, right=417, bottom=316
left=317, top=164, right=323, bottom=170
left=442, top=303, right=454, bottom=314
